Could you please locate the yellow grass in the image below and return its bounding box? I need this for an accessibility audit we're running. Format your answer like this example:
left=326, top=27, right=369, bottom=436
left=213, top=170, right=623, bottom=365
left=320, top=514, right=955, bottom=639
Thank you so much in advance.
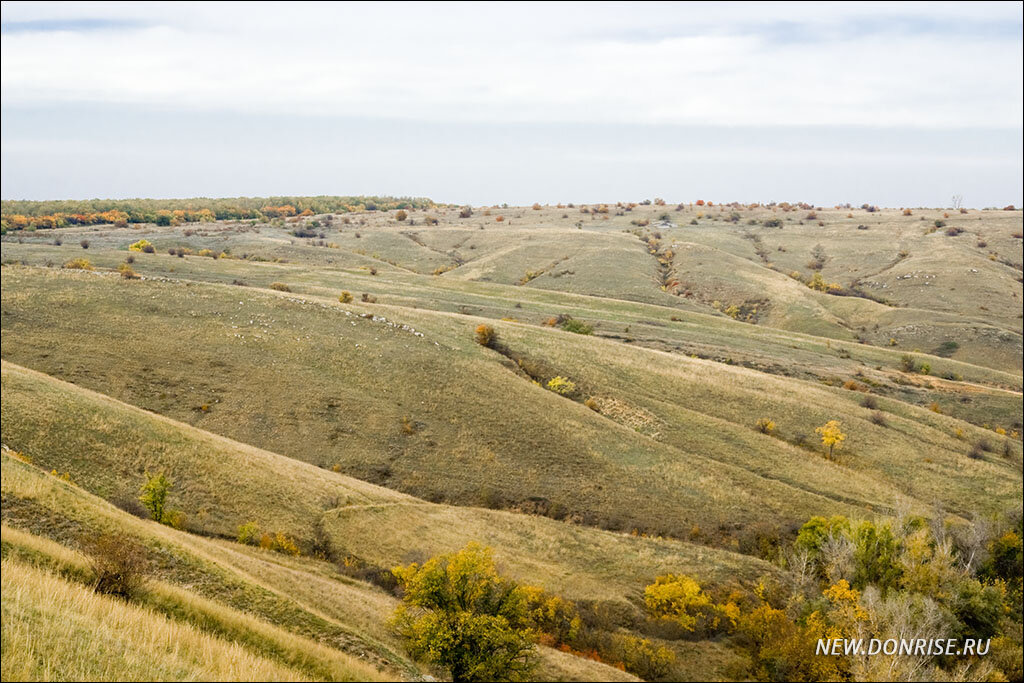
left=1, top=558, right=310, bottom=681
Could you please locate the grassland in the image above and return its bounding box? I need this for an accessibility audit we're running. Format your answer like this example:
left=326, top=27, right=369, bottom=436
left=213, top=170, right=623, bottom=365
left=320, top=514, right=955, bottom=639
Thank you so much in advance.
left=1, top=200, right=1021, bottom=681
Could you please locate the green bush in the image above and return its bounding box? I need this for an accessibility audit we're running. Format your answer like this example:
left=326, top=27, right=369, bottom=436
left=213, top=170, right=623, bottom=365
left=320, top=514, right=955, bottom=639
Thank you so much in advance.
left=560, top=318, right=593, bottom=335
left=390, top=543, right=536, bottom=681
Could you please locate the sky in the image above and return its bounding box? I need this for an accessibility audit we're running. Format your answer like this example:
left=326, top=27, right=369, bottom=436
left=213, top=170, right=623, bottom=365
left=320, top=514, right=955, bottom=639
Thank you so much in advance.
left=1, top=1, right=1021, bottom=207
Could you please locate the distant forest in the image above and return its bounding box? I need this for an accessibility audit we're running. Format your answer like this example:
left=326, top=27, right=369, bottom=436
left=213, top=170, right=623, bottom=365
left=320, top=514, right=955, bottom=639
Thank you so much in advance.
left=1, top=196, right=437, bottom=231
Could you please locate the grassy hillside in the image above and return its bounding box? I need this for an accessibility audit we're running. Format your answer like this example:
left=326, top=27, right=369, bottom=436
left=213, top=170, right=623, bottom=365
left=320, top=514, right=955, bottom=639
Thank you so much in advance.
left=1, top=268, right=1019, bottom=546
left=1, top=202, right=1021, bottom=682
left=1, top=361, right=776, bottom=601
left=1, top=558, right=321, bottom=681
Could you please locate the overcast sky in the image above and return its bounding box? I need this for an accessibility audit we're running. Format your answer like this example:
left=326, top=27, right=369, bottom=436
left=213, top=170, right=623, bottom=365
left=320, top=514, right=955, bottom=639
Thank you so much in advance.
left=2, top=1, right=1021, bottom=207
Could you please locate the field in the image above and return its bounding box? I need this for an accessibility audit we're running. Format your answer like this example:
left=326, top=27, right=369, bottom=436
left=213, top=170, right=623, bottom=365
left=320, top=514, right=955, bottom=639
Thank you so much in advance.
left=1, top=199, right=1021, bottom=681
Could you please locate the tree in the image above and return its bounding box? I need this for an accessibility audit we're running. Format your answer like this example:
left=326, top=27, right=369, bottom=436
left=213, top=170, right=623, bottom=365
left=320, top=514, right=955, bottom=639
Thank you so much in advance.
left=815, top=420, right=846, bottom=459
left=390, top=543, right=536, bottom=681
left=139, top=472, right=172, bottom=522
left=851, top=521, right=902, bottom=592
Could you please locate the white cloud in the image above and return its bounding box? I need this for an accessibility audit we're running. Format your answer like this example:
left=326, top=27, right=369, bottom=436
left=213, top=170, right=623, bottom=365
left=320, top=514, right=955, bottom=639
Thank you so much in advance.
left=2, top=1, right=1021, bottom=127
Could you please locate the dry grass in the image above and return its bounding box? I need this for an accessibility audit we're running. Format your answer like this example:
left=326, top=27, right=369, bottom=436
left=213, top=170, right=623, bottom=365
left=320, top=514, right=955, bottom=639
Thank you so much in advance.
left=1, top=558, right=311, bottom=681
left=0, top=526, right=388, bottom=682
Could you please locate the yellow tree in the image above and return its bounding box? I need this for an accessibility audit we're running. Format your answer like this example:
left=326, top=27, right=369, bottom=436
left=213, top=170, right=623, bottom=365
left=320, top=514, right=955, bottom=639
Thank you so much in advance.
left=816, top=420, right=846, bottom=459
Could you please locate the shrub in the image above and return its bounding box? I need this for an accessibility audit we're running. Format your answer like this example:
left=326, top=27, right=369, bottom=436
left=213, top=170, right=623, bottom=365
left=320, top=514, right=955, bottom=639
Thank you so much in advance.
left=128, top=239, right=154, bottom=253
left=269, top=532, right=300, bottom=556
left=395, top=209, right=408, bottom=221
left=869, top=411, right=887, bottom=427
left=851, top=521, right=901, bottom=592
left=390, top=543, right=536, bottom=682
left=614, top=635, right=675, bottom=679
left=62, top=257, right=93, bottom=270
left=237, top=520, right=261, bottom=545
left=531, top=203, right=542, bottom=210
left=474, top=324, right=496, bottom=347
left=162, top=508, right=187, bottom=530
left=338, top=290, right=353, bottom=303
left=139, top=472, right=172, bottom=523
left=795, top=515, right=852, bottom=558
left=756, top=418, right=776, bottom=434
left=459, top=206, right=473, bottom=218
left=117, top=263, right=140, bottom=279
left=860, top=395, right=878, bottom=409
left=644, top=574, right=724, bottom=634
left=546, top=376, right=576, bottom=395
left=521, top=586, right=582, bottom=646
left=84, top=533, right=148, bottom=599
left=584, top=397, right=600, bottom=412
left=79, top=239, right=90, bottom=249
left=269, top=282, right=291, bottom=292
left=559, top=318, right=594, bottom=335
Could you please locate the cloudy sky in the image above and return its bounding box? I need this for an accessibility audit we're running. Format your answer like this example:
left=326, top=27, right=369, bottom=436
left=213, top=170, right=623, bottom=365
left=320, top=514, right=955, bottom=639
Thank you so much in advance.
left=2, top=1, right=1021, bottom=206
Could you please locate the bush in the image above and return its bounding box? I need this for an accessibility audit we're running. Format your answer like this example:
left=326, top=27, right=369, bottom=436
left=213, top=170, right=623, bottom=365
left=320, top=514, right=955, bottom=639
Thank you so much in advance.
left=266, top=532, right=300, bottom=556
left=338, top=290, right=353, bottom=303
left=643, top=574, right=734, bottom=635
left=118, top=263, right=140, bottom=279
left=128, top=239, right=154, bottom=253
left=79, top=239, right=90, bottom=249
left=559, top=318, right=594, bottom=335
left=84, top=533, right=148, bottom=599
left=474, top=324, right=496, bottom=347
left=237, top=520, right=261, bottom=545
left=613, top=635, right=675, bottom=679
left=395, top=209, right=408, bottom=221
left=546, top=376, right=576, bottom=395
left=139, top=472, right=172, bottom=523
left=756, top=418, right=776, bottom=434
left=62, top=257, right=93, bottom=270
left=851, top=520, right=901, bottom=591
left=269, top=282, right=291, bottom=292
left=390, top=543, right=536, bottom=682
left=459, top=206, right=473, bottom=218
